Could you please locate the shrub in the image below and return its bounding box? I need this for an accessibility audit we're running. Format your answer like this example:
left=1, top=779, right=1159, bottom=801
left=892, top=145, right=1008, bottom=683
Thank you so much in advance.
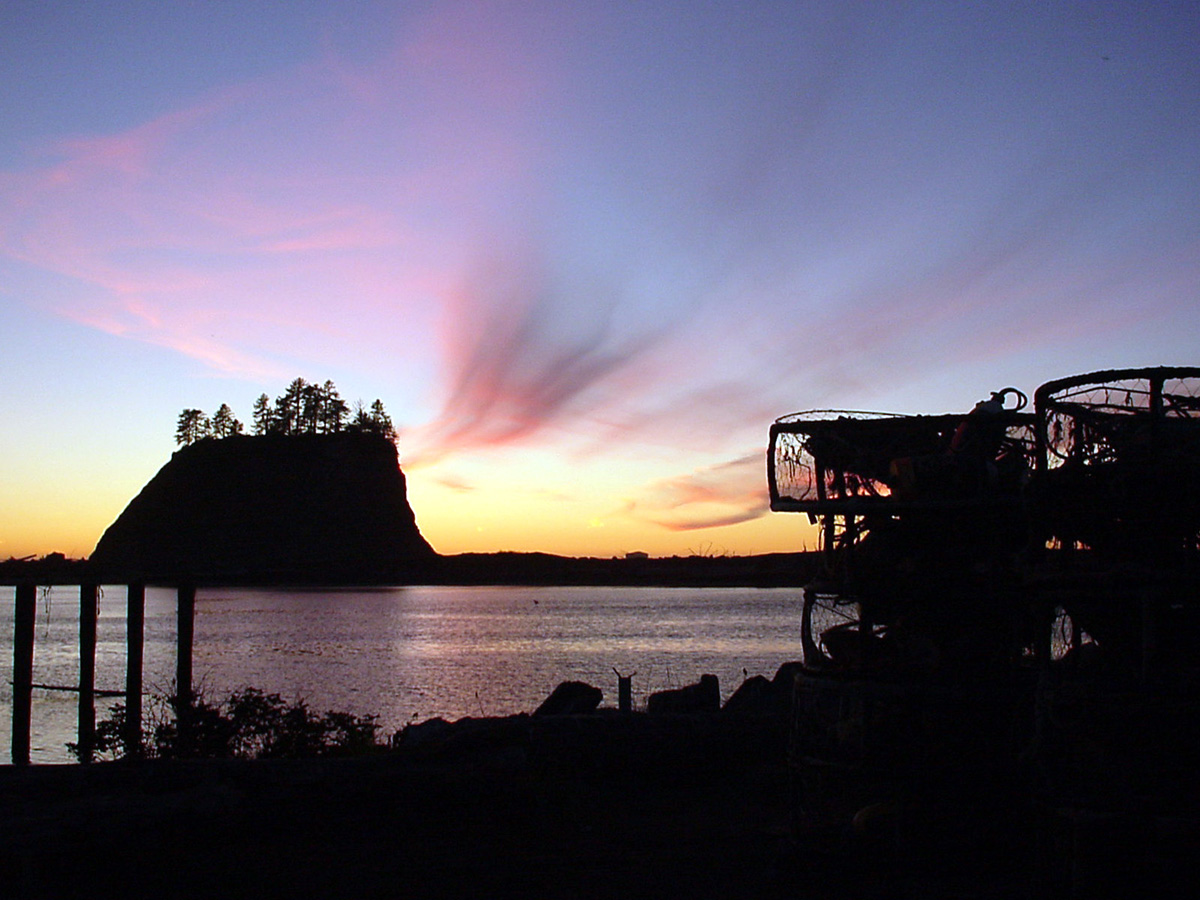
left=69, top=686, right=382, bottom=762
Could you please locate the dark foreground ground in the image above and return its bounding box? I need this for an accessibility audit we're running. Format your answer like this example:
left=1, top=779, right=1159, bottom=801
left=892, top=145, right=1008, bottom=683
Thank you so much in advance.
left=2, top=714, right=798, bottom=900
left=2, top=711, right=1194, bottom=899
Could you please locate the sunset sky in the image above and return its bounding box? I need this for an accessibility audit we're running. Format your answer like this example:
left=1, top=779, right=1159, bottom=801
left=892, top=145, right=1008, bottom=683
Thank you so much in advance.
left=2, top=2, right=1197, bottom=560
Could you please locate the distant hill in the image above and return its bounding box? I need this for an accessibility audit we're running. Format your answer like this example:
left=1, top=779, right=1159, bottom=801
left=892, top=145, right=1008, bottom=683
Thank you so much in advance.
left=90, top=432, right=436, bottom=583
left=427, top=550, right=818, bottom=588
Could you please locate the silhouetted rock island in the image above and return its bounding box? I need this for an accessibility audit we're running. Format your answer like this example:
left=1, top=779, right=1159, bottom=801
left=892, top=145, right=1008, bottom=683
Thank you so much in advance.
left=82, top=430, right=819, bottom=586
left=90, top=432, right=436, bottom=583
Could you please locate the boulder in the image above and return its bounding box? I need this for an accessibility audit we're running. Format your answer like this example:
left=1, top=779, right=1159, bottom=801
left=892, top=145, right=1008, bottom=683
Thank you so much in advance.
left=534, top=681, right=603, bottom=716
left=721, top=674, right=775, bottom=714
left=647, top=674, right=720, bottom=714
left=719, top=661, right=805, bottom=716
left=772, top=660, right=804, bottom=688
left=398, top=716, right=452, bottom=748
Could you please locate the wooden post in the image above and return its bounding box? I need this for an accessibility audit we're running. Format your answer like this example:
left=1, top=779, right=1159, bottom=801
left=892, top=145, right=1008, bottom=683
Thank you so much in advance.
left=176, top=583, right=196, bottom=749
left=77, top=582, right=98, bottom=763
left=613, top=668, right=636, bottom=714
left=125, top=582, right=145, bottom=757
left=12, top=582, right=36, bottom=766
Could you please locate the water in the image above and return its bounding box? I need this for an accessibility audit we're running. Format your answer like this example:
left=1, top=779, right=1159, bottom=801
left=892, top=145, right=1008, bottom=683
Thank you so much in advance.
left=1, top=584, right=809, bottom=764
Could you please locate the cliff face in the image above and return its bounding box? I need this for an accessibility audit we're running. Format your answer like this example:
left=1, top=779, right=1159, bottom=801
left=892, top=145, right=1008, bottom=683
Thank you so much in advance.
left=90, top=432, right=436, bottom=582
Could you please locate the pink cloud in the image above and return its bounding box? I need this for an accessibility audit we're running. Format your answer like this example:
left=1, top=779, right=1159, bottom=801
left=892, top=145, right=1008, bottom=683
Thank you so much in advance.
left=46, top=100, right=223, bottom=184
left=1, top=0, right=1194, bottom=481
left=0, top=6, right=576, bottom=395
left=433, top=473, right=475, bottom=493
left=622, top=453, right=770, bottom=532
left=402, top=252, right=668, bottom=464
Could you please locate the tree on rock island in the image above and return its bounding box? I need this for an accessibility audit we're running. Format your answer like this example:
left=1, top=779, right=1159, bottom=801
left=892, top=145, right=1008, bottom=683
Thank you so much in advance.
left=175, top=409, right=210, bottom=445
left=211, top=403, right=244, bottom=438
left=175, top=379, right=396, bottom=445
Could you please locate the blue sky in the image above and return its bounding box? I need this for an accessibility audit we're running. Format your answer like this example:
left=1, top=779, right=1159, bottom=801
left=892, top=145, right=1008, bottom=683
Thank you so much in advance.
left=2, top=1, right=1197, bottom=558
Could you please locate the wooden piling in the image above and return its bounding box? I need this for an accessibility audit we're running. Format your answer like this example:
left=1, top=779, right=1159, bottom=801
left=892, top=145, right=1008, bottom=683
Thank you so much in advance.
left=125, top=582, right=145, bottom=757
left=613, top=667, right=636, bottom=714
left=176, top=583, right=196, bottom=747
left=77, top=582, right=98, bottom=763
left=12, top=582, right=37, bottom=766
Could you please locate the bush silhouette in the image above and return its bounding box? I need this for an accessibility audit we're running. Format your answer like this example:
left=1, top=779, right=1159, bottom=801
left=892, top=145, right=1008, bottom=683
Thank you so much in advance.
left=70, top=686, right=381, bottom=761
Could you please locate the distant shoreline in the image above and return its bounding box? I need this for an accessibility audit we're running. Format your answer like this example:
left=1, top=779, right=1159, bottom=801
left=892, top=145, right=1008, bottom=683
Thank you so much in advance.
left=424, top=550, right=819, bottom=588
left=1, top=550, right=819, bottom=588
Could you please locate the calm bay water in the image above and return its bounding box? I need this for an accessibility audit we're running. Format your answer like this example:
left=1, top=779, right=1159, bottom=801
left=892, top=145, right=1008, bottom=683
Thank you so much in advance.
left=1, top=584, right=810, bottom=764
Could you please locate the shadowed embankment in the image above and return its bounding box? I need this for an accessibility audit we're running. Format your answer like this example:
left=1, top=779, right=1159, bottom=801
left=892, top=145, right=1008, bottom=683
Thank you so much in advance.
left=0, top=712, right=795, bottom=900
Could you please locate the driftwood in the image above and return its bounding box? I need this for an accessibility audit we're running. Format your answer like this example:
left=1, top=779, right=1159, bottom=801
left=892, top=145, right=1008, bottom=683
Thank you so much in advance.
left=28, top=683, right=125, bottom=698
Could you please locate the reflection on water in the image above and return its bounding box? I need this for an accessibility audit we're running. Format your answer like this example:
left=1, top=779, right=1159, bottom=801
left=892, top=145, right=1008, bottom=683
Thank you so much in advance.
left=1, top=585, right=807, bottom=764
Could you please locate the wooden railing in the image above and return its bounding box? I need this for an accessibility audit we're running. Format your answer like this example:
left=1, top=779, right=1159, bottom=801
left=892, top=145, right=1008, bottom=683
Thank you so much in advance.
left=4, top=580, right=195, bottom=765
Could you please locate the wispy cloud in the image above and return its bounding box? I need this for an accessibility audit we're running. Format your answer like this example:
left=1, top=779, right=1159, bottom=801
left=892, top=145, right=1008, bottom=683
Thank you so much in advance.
left=1, top=1, right=1196, bottom=472
left=402, top=251, right=673, bottom=464
left=432, top=473, right=475, bottom=493
left=622, top=453, right=769, bottom=532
